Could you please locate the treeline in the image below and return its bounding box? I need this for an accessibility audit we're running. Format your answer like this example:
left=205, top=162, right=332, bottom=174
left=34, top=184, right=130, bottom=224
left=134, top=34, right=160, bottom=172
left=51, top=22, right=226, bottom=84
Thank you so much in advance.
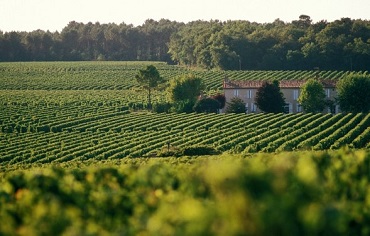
left=1, top=16, right=370, bottom=70
left=169, top=16, right=370, bottom=70
left=0, top=19, right=181, bottom=62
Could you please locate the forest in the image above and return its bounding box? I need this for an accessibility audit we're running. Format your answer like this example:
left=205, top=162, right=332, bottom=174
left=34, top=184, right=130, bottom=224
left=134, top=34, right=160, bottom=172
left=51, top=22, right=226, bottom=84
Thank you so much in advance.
left=0, top=16, right=370, bottom=71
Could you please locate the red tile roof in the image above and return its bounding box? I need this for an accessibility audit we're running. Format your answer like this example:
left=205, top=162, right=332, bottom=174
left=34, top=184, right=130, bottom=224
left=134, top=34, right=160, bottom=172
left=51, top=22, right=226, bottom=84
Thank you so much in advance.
left=223, top=80, right=337, bottom=89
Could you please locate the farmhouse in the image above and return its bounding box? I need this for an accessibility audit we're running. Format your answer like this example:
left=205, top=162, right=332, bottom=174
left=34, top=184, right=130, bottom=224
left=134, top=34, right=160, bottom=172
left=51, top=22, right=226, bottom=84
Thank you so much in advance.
left=223, top=79, right=339, bottom=113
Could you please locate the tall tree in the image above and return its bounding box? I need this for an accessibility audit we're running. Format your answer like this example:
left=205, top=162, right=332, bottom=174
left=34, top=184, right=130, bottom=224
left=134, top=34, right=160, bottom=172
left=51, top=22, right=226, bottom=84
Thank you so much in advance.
left=1, top=17, right=370, bottom=69
left=255, top=81, right=285, bottom=113
left=337, top=74, right=370, bottom=113
left=298, top=79, right=326, bottom=113
left=2, top=32, right=28, bottom=61
left=135, top=65, right=163, bottom=110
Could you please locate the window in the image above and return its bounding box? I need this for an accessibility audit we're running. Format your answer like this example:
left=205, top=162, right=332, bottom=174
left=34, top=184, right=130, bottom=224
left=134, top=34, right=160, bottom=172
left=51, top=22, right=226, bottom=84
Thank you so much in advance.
left=284, top=103, right=293, bottom=113
left=335, top=105, right=340, bottom=114
left=247, top=90, right=252, bottom=99
left=325, top=89, right=330, bottom=98
left=296, top=104, right=302, bottom=113
left=251, top=103, right=257, bottom=112
left=234, top=89, right=239, bottom=97
left=293, top=90, right=299, bottom=100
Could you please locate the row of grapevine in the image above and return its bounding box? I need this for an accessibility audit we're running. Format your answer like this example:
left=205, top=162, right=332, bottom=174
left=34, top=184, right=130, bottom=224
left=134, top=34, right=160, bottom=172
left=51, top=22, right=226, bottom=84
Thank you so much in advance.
left=295, top=114, right=350, bottom=149
left=1, top=62, right=368, bottom=91
left=0, top=90, right=169, bottom=133
left=313, top=113, right=365, bottom=150
left=351, top=127, right=370, bottom=149
left=1, top=111, right=370, bottom=168
left=330, top=113, right=370, bottom=149
left=274, top=113, right=337, bottom=151
left=241, top=113, right=342, bottom=153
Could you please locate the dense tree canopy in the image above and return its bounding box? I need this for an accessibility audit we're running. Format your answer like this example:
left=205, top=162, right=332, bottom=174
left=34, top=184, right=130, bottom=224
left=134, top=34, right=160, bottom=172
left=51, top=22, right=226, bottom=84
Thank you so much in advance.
left=168, top=16, right=370, bottom=71
left=298, top=79, right=326, bottom=113
left=1, top=17, right=370, bottom=71
left=0, top=19, right=182, bottom=62
left=337, top=74, right=370, bottom=113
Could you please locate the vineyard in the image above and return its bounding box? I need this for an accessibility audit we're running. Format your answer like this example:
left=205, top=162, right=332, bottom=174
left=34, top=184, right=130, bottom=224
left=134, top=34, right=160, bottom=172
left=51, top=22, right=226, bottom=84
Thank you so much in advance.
left=0, top=61, right=368, bottom=91
left=1, top=93, right=370, bottom=169
left=1, top=150, right=370, bottom=235
left=1, top=61, right=370, bottom=234
left=0, top=62, right=370, bottom=169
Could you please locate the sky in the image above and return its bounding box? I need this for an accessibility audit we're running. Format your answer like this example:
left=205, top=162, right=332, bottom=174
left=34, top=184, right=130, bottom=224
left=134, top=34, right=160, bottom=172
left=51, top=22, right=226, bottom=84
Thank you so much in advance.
left=0, top=0, right=369, bottom=32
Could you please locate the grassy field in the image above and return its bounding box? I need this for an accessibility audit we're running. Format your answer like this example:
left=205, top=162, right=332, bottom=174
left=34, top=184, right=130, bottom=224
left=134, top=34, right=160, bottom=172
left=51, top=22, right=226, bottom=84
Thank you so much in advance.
left=1, top=61, right=370, bottom=235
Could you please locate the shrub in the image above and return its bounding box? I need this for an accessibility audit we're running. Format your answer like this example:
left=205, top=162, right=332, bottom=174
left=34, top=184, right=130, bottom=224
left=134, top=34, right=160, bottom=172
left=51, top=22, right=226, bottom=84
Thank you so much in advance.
left=153, top=102, right=172, bottom=113
left=182, top=145, right=220, bottom=156
left=157, top=145, right=183, bottom=157
left=212, top=94, right=226, bottom=109
left=225, top=97, right=246, bottom=113
left=171, top=100, right=195, bottom=113
left=193, top=97, right=220, bottom=113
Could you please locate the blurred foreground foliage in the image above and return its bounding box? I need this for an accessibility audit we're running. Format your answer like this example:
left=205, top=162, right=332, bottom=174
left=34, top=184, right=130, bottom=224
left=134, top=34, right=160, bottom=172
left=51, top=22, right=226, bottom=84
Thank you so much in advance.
left=1, top=149, right=370, bottom=235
